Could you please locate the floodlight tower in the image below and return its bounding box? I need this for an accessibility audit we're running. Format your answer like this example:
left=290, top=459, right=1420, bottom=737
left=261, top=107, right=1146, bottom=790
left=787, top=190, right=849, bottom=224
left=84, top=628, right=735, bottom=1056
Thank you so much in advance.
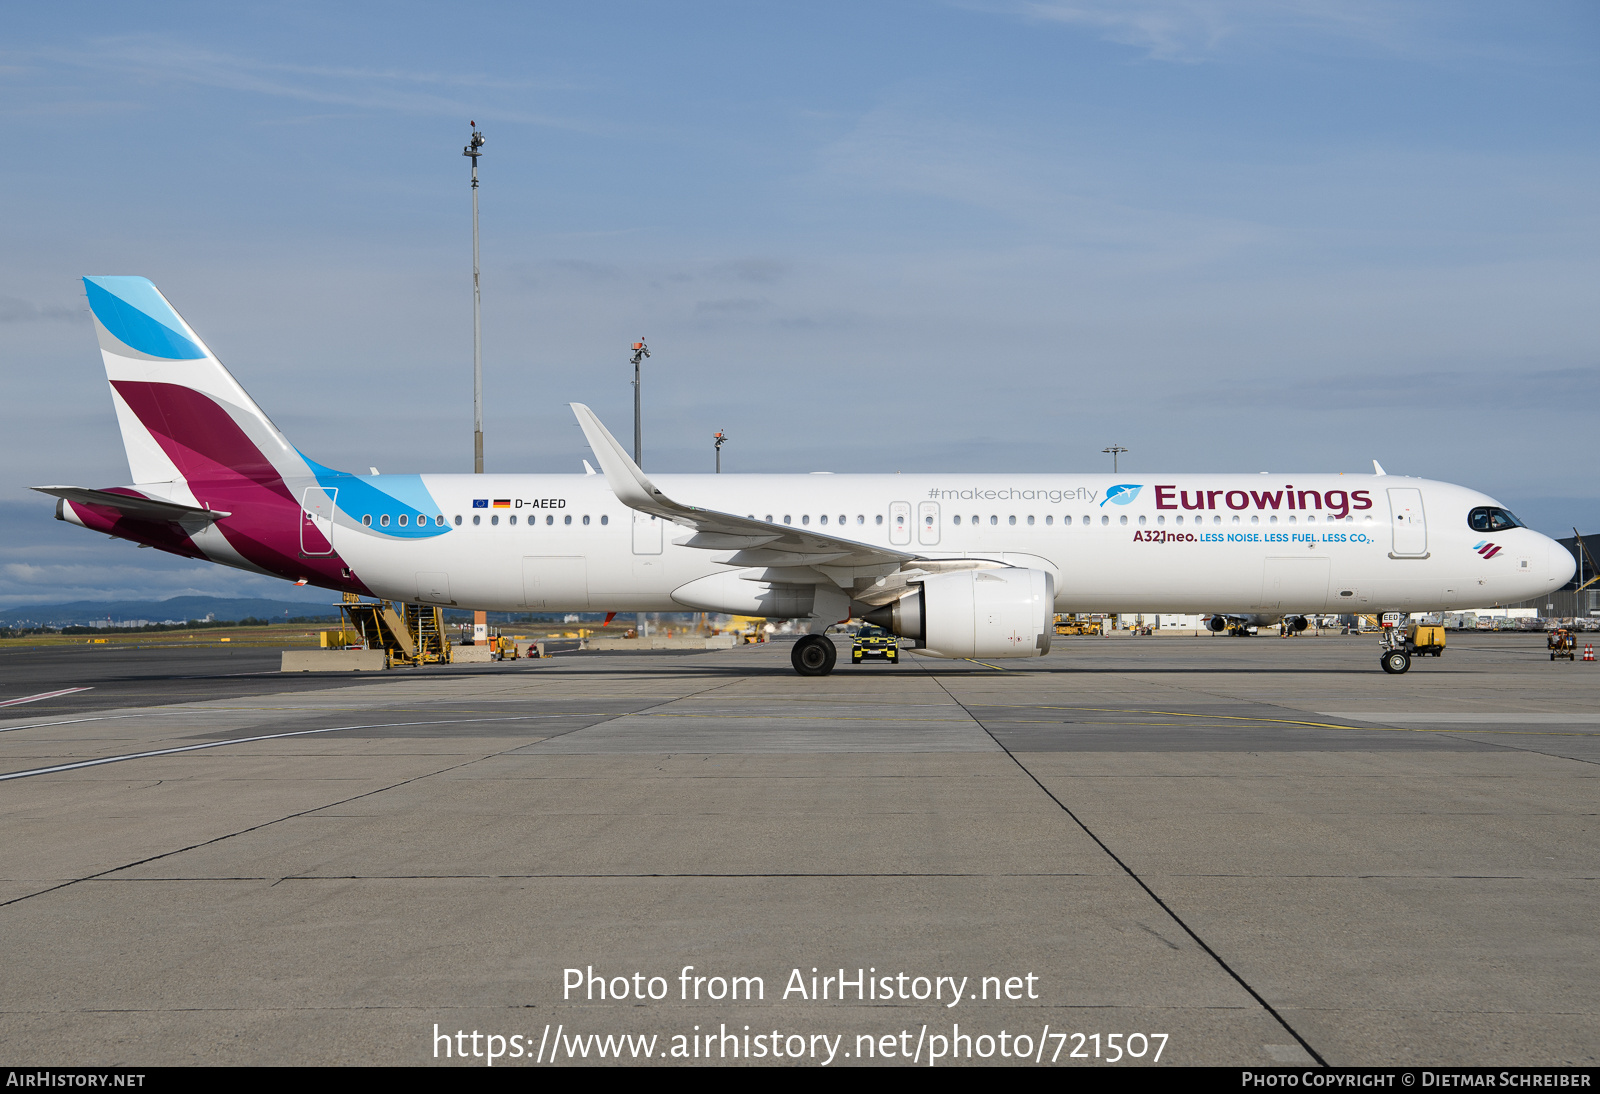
left=713, top=430, right=727, bottom=473
left=630, top=339, right=650, bottom=468
left=1102, top=444, right=1128, bottom=473
left=464, top=121, right=486, bottom=473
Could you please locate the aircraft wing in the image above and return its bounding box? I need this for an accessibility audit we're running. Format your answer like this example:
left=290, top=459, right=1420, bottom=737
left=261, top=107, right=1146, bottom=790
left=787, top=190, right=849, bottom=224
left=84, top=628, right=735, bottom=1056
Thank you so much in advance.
left=570, top=403, right=918, bottom=571
left=32, top=486, right=230, bottom=523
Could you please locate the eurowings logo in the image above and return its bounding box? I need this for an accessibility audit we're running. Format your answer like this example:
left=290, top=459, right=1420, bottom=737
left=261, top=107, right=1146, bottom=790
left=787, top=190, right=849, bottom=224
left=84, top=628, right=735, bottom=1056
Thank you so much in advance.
left=1100, top=484, right=1142, bottom=507
left=1474, top=541, right=1503, bottom=559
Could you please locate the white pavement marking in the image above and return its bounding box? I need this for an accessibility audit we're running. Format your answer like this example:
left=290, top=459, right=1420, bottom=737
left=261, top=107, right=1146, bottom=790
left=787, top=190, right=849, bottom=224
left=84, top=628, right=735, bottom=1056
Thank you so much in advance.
left=0, top=717, right=495, bottom=782
left=0, top=687, right=93, bottom=708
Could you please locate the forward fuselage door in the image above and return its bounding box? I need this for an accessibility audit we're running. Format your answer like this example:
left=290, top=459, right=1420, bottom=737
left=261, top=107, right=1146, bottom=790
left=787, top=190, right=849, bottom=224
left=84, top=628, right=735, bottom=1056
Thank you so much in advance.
left=632, top=510, right=663, bottom=554
left=1387, top=488, right=1428, bottom=558
left=300, top=487, right=336, bottom=556
left=889, top=501, right=912, bottom=546
left=917, top=501, right=941, bottom=546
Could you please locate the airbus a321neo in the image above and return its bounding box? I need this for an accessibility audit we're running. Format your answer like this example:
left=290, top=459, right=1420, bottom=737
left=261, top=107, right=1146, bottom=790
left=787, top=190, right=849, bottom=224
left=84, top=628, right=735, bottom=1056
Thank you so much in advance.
left=38, top=277, right=1575, bottom=676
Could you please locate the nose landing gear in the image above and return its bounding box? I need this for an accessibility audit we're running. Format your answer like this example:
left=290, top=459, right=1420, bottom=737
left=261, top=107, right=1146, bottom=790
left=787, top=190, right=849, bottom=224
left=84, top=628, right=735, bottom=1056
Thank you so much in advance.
left=1381, top=649, right=1412, bottom=675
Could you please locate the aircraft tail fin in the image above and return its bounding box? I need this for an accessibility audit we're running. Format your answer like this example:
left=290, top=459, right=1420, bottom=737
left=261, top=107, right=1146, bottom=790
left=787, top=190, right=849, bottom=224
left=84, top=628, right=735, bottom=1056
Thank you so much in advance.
left=82, top=276, right=297, bottom=489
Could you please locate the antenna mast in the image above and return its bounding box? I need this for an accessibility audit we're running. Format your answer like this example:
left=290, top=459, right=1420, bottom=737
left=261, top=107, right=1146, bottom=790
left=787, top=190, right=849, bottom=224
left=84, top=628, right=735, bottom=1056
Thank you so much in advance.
left=464, top=121, right=486, bottom=473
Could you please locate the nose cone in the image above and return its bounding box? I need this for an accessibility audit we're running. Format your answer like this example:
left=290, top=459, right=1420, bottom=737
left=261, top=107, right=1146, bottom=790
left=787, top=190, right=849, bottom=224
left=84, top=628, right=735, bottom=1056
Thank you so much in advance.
left=1549, top=536, right=1577, bottom=587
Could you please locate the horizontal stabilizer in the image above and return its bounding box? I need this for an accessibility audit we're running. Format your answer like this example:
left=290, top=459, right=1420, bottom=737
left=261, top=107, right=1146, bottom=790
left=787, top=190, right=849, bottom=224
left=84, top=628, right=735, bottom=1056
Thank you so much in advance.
left=33, top=486, right=230, bottom=522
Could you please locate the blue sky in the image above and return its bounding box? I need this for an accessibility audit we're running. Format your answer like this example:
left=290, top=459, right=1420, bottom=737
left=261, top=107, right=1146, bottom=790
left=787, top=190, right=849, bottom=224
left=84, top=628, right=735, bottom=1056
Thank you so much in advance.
left=1, top=1, right=1596, bottom=605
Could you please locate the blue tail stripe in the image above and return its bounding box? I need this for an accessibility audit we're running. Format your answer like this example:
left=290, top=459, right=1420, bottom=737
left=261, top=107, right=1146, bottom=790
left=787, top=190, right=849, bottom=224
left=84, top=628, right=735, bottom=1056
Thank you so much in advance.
left=83, top=277, right=207, bottom=360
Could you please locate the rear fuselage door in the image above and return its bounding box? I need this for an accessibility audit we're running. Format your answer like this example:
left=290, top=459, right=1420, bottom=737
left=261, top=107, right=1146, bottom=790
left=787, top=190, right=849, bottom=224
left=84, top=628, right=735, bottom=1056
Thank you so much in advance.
left=1387, top=487, right=1428, bottom=558
left=300, top=487, right=336, bottom=556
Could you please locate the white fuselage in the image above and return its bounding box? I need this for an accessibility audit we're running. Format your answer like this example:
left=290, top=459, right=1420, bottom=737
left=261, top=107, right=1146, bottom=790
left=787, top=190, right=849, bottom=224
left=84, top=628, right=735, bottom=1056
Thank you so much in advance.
left=327, top=472, right=1572, bottom=616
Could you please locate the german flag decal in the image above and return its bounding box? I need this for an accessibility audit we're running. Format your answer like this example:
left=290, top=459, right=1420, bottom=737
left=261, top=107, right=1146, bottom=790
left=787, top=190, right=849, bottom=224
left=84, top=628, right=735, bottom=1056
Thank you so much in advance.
left=493, top=499, right=511, bottom=509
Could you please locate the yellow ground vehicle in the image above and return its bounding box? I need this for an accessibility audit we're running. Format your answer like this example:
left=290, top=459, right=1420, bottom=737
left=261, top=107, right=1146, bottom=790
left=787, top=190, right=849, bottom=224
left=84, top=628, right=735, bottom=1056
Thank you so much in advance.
left=852, top=625, right=899, bottom=664
left=1054, top=615, right=1102, bottom=636
left=1406, top=624, right=1446, bottom=658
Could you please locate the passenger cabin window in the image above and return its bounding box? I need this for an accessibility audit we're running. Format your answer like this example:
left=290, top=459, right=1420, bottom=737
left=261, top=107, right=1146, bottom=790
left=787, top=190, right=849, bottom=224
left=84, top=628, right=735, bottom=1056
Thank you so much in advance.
left=454, top=515, right=462, bottom=526
left=491, top=515, right=499, bottom=526
left=875, top=515, right=883, bottom=525
left=601, top=515, right=609, bottom=525
left=472, top=515, right=481, bottom=526
left=546, top=515, right=554, bottom=525
left=564, top=515, right=572, bottom=525
left=362, top=515, right=371, bottom=527
left=953, top=515, right=961, bottom=525
left=582, top=515, right=590, bottom=525
left=380, top=514, right=390, bottom=527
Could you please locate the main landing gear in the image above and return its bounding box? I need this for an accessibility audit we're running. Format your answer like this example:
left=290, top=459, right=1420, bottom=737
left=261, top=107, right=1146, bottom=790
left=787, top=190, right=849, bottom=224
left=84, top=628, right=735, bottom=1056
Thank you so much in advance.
left=791, top=634, right=838, bottom=676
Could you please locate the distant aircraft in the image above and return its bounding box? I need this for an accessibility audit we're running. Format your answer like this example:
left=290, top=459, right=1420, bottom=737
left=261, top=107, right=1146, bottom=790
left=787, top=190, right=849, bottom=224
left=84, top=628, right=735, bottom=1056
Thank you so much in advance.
left=37, top=277, right=1574, bottom=676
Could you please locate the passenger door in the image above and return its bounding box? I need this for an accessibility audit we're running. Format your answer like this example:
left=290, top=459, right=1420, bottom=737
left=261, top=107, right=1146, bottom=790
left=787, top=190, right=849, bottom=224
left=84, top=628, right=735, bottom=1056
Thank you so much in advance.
left=917, top=501, right=941, bottom=546
left=300, top=487, right=336, bottom=556
left=1387, top=488, right=1428, bottom=558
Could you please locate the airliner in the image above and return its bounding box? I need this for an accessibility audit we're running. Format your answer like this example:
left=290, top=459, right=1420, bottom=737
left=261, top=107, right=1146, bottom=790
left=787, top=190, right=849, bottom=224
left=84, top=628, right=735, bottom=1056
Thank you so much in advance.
left=37, top=277, right=1575, bottom=676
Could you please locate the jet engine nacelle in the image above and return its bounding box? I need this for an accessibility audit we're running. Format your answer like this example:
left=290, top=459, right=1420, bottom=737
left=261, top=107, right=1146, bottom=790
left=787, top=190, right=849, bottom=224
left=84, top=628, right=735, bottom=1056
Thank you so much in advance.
left=864, top=568, right=1054, bottom=659
left=1287, top=615, right=1309, bottom=632
left=1207, top=615, right=1229, bottom=632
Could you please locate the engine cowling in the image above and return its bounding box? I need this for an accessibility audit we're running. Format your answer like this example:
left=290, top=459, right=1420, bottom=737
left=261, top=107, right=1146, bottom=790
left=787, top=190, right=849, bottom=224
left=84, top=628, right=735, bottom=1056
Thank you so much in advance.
left=864, top=568, right=1054, bottom=659
left=1207, top=615, right=1229, bottom=632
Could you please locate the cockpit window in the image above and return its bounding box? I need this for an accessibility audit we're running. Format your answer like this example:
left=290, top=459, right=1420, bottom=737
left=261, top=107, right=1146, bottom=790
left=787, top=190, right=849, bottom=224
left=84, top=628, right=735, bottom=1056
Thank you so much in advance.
left=1468, top=506, right=1524, bottom=533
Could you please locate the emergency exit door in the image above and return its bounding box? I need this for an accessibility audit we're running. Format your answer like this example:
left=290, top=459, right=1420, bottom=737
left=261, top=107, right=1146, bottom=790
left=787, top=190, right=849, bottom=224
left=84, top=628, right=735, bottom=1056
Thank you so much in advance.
left=632, top=510, right=663, bottom=554
left=917, top=501, right=941, bottom=546
left=889, top=501, right=912, bottom=546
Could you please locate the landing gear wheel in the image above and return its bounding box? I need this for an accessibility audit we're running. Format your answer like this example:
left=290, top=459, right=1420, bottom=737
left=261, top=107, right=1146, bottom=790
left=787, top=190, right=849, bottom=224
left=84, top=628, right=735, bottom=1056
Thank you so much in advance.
left=792, top=635, right=837, bottom=676
left=1381, top=650, right=1411, bottom=675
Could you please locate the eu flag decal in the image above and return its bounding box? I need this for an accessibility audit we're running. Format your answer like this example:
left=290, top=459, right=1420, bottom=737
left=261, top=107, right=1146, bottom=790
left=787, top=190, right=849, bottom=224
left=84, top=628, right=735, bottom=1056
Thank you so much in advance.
left=472, top=499, right=488, bottom=509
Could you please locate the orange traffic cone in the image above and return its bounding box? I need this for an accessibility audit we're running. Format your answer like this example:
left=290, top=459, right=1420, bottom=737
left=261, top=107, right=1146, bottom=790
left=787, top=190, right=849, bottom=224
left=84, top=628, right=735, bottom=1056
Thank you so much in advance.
left=1584, top=644, right=1595, bottom=662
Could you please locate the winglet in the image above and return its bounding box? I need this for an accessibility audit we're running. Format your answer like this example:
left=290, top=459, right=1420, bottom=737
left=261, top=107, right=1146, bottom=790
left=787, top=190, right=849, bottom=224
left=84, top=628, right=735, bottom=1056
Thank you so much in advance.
left=1372, top=460, right=1387, bottom=476
left=570, top=403, right=669, bottom=512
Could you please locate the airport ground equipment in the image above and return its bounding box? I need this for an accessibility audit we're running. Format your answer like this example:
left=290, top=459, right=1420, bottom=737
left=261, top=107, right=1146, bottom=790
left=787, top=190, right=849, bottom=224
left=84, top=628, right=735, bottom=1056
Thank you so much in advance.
left=1054, top=615, right=1102, bottom=636
left=1405, top=624, right=1446, bottom=658
left=1549, top=628, right=1576, bottom=662
left=338, top=593, right=452, bottom=668
left=851, top=625, right=899, bottom=664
